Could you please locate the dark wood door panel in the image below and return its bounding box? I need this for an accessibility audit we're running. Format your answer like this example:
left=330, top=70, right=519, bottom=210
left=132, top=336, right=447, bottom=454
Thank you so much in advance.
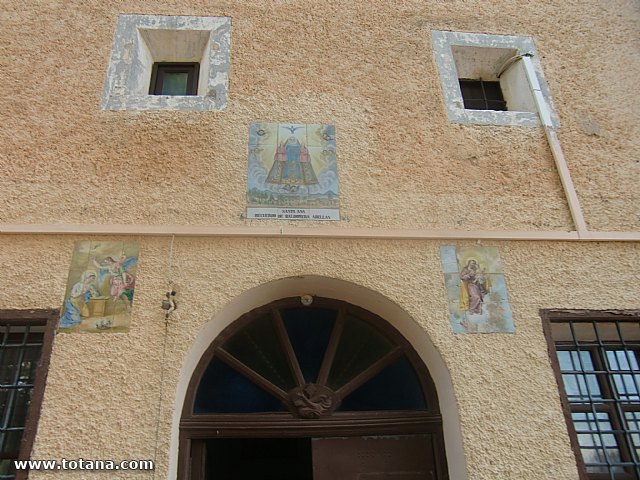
left=359, top=475, right=429, bottom=479
left=312, top=435, right=436, bottom=480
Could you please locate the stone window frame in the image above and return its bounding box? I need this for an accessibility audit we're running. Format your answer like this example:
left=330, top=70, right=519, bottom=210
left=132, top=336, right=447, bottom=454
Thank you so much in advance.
left=100, top=14, right=231, bottom=111
left=431, top=30, right=559, bottom=127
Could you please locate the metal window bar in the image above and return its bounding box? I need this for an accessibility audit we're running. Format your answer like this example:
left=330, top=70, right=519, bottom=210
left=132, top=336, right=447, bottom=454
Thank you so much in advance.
left=568, top=321, right=621, bottom=477
left=614, top=322, right=640, bottom=401
left=459, top=80, right=507, bottom=111
left=479, top=81, right=489, bottom=111
left=0, top=324, right=43, bottom=462
left=596, top=321, right=640, bottom=477
left=558, top=319, right=640, bottom=479
left=612, top=322, right=640, bottom=477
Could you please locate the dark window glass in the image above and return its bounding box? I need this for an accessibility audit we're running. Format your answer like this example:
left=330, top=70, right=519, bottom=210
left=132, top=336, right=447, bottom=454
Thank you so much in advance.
left=0, top=326, right=44, bottom=463
left=281, top=308, right=336, bottom=384
left=327, top=316, right=394, bottom=391
left=0, top=312, right=56, bottom=480
left=337, top=357, right=427, bottom=411
left=547, top=315, right=640, bottom=479
left=149, top=62, right=199, bottom=96
left=194, top=357, right=285, bottom=414
left=223, top=314, right=296, bottom=391
left=459, top=79, right=507, bottom=111
left=192, top=305, right=428, bottom=415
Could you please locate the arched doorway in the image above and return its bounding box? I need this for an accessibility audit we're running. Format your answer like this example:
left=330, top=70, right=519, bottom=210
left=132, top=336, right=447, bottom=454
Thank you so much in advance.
left=179, top=297, right=449, bottom=479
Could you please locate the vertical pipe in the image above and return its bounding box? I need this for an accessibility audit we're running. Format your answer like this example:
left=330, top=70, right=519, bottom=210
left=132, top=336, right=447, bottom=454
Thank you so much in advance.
left=520, top=55, right=589, bottom=235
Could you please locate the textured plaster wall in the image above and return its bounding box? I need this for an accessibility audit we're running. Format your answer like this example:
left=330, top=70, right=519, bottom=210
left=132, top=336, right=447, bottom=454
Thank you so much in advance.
left=0, top=235, right=638, bottom=479
left=1, top=1, right=639, bottom=479
left=1, top=1, right=638, bottom=230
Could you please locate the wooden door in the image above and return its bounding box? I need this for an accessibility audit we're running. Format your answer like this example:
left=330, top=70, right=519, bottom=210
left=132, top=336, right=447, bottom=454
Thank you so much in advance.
left=312, top=435, right=436, bottom=480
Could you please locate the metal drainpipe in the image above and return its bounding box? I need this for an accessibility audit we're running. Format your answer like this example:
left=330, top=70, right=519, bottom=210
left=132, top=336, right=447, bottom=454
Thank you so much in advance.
left=519, top=54, right=589, bottom=236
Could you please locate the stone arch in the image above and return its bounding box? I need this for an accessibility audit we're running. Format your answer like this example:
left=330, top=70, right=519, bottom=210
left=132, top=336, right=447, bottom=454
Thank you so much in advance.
left=168, top=275, right=466, bottom=479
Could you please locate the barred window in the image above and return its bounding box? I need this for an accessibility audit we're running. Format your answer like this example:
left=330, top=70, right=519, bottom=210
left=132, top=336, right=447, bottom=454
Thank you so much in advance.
left=459, top=79, right=507, bottom=111
left=543, top=311, right=640, bottom=479
left=431, top=30, right=559, bottom=127
left=0, top=311, right=57, bottom=480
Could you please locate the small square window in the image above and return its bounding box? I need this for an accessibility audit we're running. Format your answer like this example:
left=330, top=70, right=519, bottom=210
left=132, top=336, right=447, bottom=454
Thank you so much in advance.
left=432, top=30, right=558, bottom=127
left=100, top=15, right=231, bottom=111
left=458, top=80, right=507, bottom=111
left=149, top=63, right=200, bottom=96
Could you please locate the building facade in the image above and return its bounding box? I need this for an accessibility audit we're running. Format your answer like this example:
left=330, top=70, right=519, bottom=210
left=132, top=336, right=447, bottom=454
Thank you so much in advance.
left=1, top=1, right=639, bottom=479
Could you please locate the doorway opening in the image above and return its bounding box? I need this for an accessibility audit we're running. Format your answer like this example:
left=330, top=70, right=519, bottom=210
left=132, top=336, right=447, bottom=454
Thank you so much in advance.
left=204, top=438, right=311, bottom=480
left=179, top=297, right=449, bottom=479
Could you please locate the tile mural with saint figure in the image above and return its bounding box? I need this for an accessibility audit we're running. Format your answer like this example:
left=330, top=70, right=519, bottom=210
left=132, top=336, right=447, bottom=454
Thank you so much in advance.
left=59, top=241, right=138, bottom=333
left=246, top=122, right=340, bottom=220
left=440, top=246, right=515, bottom=334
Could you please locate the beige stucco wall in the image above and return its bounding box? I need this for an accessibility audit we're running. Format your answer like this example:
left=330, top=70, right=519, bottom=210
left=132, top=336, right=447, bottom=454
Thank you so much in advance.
left=1, top=0, right=639, bottom=479
left=2, top=0, right=639, bottom=231
left=0, top=235, right=637, bottom=479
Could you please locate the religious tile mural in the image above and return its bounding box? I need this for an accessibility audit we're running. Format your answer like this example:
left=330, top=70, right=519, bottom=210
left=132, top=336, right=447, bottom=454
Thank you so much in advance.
left=439, top=246, right=515, bottom=334
left=59, top=241, right=138, bottom=333
left=246, top=122, right=340, bottom=220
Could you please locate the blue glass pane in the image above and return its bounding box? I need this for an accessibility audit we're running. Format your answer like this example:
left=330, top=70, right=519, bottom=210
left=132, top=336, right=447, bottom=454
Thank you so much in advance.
left=572, top=411, right=624, bottom=474
left=194, top=357, right=285, bottom=414
left=281, top=308, right=336, bottom=384
left=606, top=350, right=640, bottom=401
left=161, top=72, right=188, bottom=95
left=557, top=350, right=602, bottom=401
left=624, top=411, right=640, bottom=459
left=336, top=356, right=427, bottom=411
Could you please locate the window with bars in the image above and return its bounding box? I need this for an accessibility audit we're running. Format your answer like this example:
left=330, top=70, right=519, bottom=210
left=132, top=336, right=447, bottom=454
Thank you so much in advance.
left=458, top=79, right=507, bottom=111
left=431, top=30, right=559, bottom=127
left=542, top=311, right=640, bottom=480
left=0, top=311, right=57, bottom=480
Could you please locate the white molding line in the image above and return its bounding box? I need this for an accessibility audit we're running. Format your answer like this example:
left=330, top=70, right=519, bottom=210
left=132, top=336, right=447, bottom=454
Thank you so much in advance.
left=0, top=223, right=638, bottom=242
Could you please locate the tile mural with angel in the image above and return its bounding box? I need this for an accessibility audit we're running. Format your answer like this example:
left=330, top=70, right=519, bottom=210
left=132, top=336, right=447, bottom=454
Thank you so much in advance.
left=59, top=241, right=138, bottom=333
left=439, top=246, right=515, bottom=334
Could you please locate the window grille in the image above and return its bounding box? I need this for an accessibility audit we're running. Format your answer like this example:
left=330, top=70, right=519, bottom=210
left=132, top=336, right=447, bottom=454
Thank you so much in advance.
left=459, top=79, right=507, bottom=111
left=0, top=311, right=57, bottom=480
left=543, top=312, right=640, bottom=480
